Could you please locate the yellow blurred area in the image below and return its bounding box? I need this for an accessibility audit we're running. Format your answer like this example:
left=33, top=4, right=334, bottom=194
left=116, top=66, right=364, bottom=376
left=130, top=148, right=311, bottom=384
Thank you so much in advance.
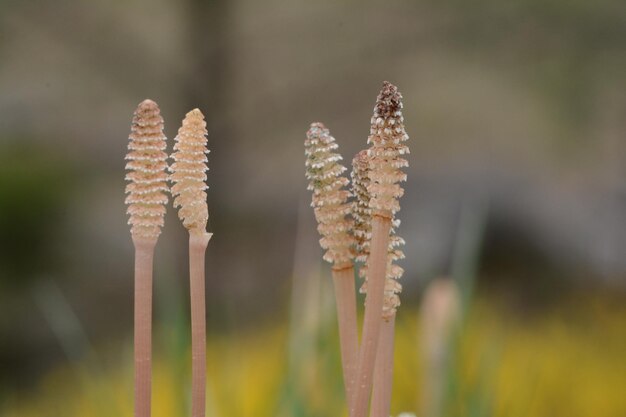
left=3, top=298, right=624, bottom=417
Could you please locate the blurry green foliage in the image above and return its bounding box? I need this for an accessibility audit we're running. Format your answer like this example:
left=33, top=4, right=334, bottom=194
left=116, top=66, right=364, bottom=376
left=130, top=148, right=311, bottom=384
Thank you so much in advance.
left=0, top=141, right=75, bottom=287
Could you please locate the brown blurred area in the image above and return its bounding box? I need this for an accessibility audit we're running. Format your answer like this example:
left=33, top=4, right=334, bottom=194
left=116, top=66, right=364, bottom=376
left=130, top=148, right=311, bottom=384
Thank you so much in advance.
left=0, top=0, right=624, bottom=390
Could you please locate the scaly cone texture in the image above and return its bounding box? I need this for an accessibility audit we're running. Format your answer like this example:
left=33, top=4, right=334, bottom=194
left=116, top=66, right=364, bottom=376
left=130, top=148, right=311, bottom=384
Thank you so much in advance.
left=170, top=109, right=210, bottom=233
left=368, top=81, right=409, bottom=215
left=365, top=81, right=409, bottom=320
left=380, top=231, right=405, bottom=320
left=351, top=150, right=372, bottom=266
left=125, top=99, right=169, bottom=238
left=352, top=150, right=405, bottom=320
left=305, top=122, right=355, bottom=266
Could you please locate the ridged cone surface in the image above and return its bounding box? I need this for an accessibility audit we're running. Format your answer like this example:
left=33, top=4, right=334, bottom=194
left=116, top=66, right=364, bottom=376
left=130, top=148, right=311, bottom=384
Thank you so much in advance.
left=353, top=82, right=410, bottom=319
left=352, top=149, right=405, bottom=320
left=305, top=122, right=355, bottom=265
left=125, top=99, right=168, bottom=238
left=170, top=109, right=209, bottom=233
left=351, top=150, right=372, bottom=264
left=367, top=81, right=409, bottom=216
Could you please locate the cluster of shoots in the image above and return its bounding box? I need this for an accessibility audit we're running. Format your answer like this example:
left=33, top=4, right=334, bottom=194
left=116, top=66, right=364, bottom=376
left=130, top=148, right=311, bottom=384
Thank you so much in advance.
left=124, top=82, right=408, bottom=417
left=126, top=101, right=211, bottom=417
left=305, top=81, right=409, bottom=417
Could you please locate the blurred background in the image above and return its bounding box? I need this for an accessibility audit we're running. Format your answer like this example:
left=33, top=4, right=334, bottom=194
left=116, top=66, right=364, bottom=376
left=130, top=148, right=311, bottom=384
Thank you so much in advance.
left=0, top=0, right=625, bottom=416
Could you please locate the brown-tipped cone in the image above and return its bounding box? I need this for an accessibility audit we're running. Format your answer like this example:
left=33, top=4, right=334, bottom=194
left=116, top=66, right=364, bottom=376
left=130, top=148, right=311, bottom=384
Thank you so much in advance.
left=365, top=81, right=409, bottom=319
left=305, top=122, right=355, bottom=265
left=367, top=81, right=409, bottom=216
left=170, top=109, right=210, bottom=233
left=350, top=82, right=410, bottom=417
left=125, top=99, right=169, bottom=238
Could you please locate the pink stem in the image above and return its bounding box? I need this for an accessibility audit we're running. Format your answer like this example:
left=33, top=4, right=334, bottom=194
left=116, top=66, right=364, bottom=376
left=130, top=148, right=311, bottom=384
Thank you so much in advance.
left=133, top=236, right=157, bottom=417
left=350, top=214, right=392, bottom=417
left=189, top=232, right=211, bottom=417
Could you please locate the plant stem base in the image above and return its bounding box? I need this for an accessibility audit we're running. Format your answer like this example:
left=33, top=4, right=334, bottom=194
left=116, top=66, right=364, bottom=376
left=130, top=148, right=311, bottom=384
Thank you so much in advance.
left=350, top=214, right=392, bottom=417
left=189, top=232, right=211, bottom=417
left=332, top=265, right=359, bottom=403
left=370, top=314, right=396, bottom=417
left=132, top=236, right=157, bottom=417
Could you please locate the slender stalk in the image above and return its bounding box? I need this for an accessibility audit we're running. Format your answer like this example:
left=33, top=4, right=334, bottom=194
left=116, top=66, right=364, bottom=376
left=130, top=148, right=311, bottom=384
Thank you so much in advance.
left=170, top=109, right=211, bottom=417
left=370, top=314, right=396, bottom=417
left=304, top=122, right=358, bottom=412
left=189, top=232, right=212, bottom=417
left=126, top=99, right=167, bottom=417
left=350, top=213, right=392, bottom=417
left=351, top=81, right=408, bottom=417
left=331, top=264, right=359, bottom=401
left=133, top=236, right=157, bottom=417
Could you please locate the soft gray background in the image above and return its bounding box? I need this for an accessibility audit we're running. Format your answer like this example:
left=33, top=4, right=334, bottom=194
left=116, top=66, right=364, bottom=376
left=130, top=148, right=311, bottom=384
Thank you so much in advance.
left=0, top=0, right=625, bottom=387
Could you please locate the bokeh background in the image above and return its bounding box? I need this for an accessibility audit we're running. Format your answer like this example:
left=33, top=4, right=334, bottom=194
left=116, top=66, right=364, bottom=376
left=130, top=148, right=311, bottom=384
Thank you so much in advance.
left=0, top=0, right=625, bottom=416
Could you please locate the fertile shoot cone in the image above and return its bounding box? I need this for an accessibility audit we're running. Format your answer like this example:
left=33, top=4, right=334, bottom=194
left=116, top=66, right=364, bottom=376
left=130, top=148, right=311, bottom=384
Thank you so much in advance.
left=305, top=122, right=355, bottom=266
left=125, top=98, right=168, bottom=417
left=367, top=81, right=409, bottom=217
left=305, top=122, right=359, bottom=403
left=170, top=108, right=211, bottom=417
left=365, top=81, right=409, bottom=320
left=125, top=99, right=169, bottom=238
left=170, top=108, right=210, bottom=234
left=350, top=81, right=409, bottom=417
